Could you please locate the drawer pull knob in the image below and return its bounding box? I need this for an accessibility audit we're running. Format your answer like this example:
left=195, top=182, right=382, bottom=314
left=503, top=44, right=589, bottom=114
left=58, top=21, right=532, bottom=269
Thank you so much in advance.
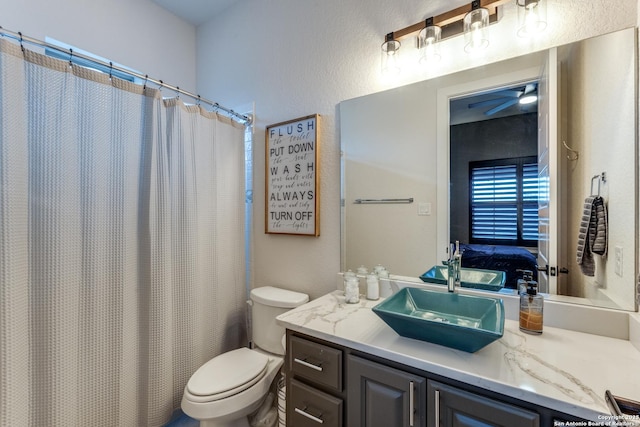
left=295, top=406, right=324, bottom=424
left=294, top=357, right=324, bottom=372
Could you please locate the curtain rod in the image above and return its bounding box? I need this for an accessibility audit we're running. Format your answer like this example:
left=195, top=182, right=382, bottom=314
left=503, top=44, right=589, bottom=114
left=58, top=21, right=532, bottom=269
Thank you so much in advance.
left=0, top=26, right=252, bottom=125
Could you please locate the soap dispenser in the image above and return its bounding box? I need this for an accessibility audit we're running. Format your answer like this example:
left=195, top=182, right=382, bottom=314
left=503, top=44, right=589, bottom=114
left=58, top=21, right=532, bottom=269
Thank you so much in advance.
left=517, top=270, right=534, bottom=295
left=519, top=278, right=543, bottom=335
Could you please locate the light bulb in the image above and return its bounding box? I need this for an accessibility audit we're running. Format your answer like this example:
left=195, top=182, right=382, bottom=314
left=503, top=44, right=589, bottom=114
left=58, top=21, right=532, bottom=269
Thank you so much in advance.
left=464, top=7, right=489, bottom=53
left=471, top=22, right=484, bottom=49
left=517, top=0, right=547, bottom=37
left=419, top=23, right=442, bottom=64
left=519, top=94, right=537, bottom=105
left=381, top=37, right=401, bottom=75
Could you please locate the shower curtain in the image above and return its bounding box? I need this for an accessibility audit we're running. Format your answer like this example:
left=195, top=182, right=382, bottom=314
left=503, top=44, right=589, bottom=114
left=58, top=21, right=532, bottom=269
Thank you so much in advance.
left=0, top=40, right=247, bottom=426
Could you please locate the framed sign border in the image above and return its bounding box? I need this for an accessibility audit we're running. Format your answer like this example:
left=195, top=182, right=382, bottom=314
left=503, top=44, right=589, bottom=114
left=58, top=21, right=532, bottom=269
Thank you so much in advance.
left=265, top=114, right=320, bottom=236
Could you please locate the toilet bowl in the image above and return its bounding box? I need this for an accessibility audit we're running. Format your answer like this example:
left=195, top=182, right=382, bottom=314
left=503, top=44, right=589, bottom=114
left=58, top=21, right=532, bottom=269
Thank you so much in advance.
left=181, top=286, right=309, bottom=427
left=181, top=347, right=283, bottom=427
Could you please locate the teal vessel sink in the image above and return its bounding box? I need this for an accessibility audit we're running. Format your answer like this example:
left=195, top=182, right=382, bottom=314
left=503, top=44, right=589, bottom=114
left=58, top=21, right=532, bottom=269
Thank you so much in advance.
left=419, top=265, right=505, bottom=291
left=372, top=287, right=504, bottom=353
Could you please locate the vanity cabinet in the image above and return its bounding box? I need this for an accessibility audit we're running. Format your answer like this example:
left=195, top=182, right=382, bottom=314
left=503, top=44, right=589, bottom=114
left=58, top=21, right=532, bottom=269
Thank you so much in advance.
left=427, top=380, right=540, bottom=427
left=347, top=354, right=426, bottom=427
left=286, top=331, right=589, bottom=427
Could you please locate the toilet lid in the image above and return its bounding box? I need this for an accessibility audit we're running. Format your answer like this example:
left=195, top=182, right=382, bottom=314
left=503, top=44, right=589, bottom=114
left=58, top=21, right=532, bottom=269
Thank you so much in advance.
left=186, top=348, right=269, bottom=398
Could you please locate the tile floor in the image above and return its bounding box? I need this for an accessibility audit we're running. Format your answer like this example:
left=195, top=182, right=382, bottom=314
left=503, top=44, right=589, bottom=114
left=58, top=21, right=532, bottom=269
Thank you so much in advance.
left=164, top=410, right=198, bottom=427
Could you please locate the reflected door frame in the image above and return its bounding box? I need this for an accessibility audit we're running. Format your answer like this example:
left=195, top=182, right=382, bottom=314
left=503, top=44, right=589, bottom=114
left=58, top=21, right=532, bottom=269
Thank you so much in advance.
left=436, top=65, right=554, bottom=278
left=536, top=48, right=560, bottom=294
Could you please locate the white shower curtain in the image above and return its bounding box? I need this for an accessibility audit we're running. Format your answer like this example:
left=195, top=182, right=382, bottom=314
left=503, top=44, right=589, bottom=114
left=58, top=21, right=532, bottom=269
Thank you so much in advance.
left=0, top=40, right=247, bottom=426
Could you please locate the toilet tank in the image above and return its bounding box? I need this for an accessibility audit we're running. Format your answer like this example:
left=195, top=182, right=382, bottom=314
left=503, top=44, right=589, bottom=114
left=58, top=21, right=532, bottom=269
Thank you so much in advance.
left=250, top=286, right=309, bottom=355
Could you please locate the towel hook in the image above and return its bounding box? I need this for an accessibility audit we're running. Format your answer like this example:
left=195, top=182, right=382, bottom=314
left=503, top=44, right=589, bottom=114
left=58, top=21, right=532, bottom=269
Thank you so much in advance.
left=562, top=140, right=579, bottom=161
left=18, top=31, right=24, bottom=53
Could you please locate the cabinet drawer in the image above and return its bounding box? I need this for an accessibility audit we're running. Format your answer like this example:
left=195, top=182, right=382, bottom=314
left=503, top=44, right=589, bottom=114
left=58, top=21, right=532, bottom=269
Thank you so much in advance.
left=289, top=335, right=343, bottom=391
left=289, top=379, right=343, bottom=427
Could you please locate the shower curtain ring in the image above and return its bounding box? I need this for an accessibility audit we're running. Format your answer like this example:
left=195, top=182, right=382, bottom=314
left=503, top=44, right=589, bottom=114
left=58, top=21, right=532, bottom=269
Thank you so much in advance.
left=18, top=31, right=24, bottom=53
left=143, top=75, right=148, bottom=90
left=108, top=61, right=113, bottom=80
left=159, top=80, right=163, bottom=90
left=175, top=86, right=180, bottom=99
left=196, top=95, right=201, bottom=106
left=68, top=48, right=73, bottom=68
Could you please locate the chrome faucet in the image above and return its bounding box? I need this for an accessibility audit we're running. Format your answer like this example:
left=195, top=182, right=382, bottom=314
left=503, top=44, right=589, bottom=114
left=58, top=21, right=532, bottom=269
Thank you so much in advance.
left=447, top=241, right=462, bottom=292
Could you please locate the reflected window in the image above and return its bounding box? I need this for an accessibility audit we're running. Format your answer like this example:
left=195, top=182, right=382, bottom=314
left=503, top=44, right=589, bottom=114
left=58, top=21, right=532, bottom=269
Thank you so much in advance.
left=45, top=37, right=141, bottom=83
left=470, top=156, right=538, bottom=246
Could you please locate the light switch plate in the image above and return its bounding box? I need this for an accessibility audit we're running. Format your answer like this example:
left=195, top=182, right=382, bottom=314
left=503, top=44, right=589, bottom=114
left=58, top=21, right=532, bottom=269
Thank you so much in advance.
left=614, top=246, right=623, bottom=277
left=418, top=202, right=431, bottom=216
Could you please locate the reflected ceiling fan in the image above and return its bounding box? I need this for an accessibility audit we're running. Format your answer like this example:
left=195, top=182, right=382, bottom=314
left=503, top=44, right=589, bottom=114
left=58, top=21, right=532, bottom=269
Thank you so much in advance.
left=468, top=83, right=538, bottom=116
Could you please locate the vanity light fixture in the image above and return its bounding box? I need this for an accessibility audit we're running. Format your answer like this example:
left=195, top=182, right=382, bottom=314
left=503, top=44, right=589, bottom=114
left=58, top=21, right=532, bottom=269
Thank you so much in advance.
left=464, top=1, right=490, bottom=53
left=380, top=0, right=512, bottom=75
left=381, top=32, right=401, bottom=76
left=516, top=0, right=547, bottom=37
left=419, top=17, right=442, bottom=64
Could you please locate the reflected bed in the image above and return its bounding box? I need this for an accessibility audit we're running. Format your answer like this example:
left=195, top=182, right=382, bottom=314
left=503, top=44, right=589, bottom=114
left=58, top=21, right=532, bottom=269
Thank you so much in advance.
left=459, top=244, right=537, bottom=289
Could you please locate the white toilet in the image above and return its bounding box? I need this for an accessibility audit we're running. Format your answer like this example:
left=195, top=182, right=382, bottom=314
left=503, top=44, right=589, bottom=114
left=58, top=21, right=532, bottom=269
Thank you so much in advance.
left=181, top=286, right=309, bottom=427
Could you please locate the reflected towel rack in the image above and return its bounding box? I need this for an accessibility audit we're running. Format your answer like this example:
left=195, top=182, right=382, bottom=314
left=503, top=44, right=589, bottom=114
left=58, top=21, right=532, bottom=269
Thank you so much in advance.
left=354, top=198, right=414, bottom=204
left=590, top=172, right=606, bottom=196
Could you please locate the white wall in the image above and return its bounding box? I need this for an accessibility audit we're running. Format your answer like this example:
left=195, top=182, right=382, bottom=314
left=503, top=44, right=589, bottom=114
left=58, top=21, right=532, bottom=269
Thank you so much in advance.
left=564, top=30, right=637, bottom=308
left=196, top=0, right=638, bottom=300
left=0, top=0, right=197, bottom=92
left=341, top=82, right=439, bottom=278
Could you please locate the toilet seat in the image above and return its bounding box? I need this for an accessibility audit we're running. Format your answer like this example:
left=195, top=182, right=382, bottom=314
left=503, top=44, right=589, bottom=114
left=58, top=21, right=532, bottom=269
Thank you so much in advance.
left=186, top=348, right=269, bottom=403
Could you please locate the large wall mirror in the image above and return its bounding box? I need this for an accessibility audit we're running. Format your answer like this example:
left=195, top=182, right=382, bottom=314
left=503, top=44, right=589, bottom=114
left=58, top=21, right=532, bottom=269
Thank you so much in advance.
left=340, top=27, right=638, bottom=311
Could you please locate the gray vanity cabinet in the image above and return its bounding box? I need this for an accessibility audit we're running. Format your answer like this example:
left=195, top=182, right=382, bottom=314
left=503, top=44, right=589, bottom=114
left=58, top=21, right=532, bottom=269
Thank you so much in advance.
left=286, top=330, right=588, bottom=427
left=347, top=354, right=426, bottom=427
left=427, top=380, right=540, bottom=427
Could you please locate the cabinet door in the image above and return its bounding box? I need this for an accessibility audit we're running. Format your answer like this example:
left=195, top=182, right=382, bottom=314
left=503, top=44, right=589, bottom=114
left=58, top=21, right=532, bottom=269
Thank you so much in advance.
left=348, top=354, right=426, bottom=427
left=427, top=380, right=540, bottom=427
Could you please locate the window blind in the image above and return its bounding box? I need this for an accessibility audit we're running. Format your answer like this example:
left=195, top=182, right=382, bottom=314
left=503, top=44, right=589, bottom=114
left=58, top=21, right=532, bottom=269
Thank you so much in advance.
left=470, top=158, right=539, bottom=245
left=522, top=163, right=539, bottom=241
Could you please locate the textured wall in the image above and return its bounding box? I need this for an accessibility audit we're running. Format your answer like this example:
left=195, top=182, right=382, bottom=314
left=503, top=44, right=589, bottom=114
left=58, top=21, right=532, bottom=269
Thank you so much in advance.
left=0, top=0, right=197, bottom=92
left=196, top=0, right=638, bottom=300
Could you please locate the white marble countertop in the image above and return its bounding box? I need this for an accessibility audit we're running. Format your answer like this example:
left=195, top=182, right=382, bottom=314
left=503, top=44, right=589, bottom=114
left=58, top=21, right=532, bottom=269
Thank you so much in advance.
left=276, top=290, right=640, bottom=422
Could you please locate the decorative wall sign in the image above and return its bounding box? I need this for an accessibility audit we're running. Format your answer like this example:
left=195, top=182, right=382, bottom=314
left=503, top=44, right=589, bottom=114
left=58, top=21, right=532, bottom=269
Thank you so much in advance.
left=265, top=114, right=320, bottom=236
